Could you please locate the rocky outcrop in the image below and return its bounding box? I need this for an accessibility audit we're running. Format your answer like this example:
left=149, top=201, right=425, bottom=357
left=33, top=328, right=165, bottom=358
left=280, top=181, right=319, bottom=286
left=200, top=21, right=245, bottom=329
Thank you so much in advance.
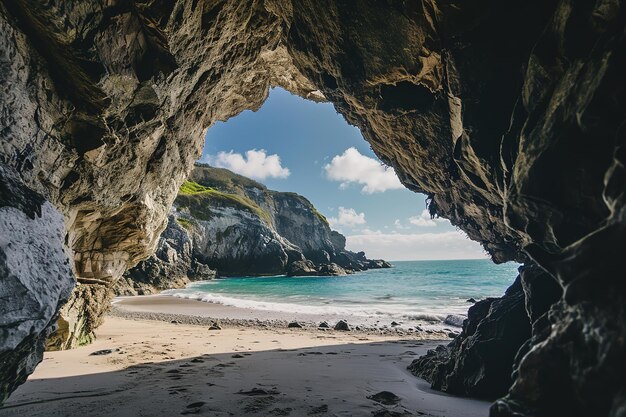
left=286, top=260, right=318, bottom=277
left=409, top=275, right=532, bottom=399
left=114, top=214, right=216, bottom=296
left=287, top=260, right=348, bottom=277
left=409, top=264, right=562, bottom=400
left=0, top=1, right=625, bottom=415
left=121, top=165, right=387, bottom=285
left=0, top=166, right=74, bottom=402
left=46, top=284, right=112, bottom=350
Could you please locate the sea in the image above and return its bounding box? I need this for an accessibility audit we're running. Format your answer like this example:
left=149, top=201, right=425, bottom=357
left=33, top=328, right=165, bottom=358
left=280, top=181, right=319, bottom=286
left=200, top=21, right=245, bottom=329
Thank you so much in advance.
left=162, top=259, right=520, bottom=330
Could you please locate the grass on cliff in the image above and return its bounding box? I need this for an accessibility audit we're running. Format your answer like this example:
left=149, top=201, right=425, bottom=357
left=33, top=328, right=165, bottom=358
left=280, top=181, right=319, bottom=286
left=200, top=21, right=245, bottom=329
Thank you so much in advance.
left=312, top=208, right=329, bottom=226
left=175, top=217, right=194, bottom=230
left=177, top=180, right=272, bottom=225
left=179, top=180, right=211, bottom=194
left=192, top=164, right=266, bottom=191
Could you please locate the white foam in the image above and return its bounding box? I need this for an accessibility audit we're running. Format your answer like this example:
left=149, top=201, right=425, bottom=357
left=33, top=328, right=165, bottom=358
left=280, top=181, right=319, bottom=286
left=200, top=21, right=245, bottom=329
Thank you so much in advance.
left=160, top=289, right=465, bottom=330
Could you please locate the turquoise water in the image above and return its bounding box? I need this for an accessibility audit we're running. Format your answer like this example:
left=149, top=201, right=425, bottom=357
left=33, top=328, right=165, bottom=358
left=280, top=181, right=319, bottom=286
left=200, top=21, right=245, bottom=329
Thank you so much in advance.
left=163, top=259, right=520, bottom=327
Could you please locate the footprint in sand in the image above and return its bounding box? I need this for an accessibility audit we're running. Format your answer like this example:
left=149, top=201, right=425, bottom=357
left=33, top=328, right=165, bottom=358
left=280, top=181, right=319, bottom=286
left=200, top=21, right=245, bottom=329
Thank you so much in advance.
left=243, top=396, right=279, bottom=413
left=308, top=404, right=328, bottom=414
left=269, top=407, right=293, bottom=416
left=237, top=387, right=281, bottom=396
left=371, top=410, right=412, bottom=417
left=181, top=401, right=206, bottom=415
left=367, top=391, right=402, bottom=405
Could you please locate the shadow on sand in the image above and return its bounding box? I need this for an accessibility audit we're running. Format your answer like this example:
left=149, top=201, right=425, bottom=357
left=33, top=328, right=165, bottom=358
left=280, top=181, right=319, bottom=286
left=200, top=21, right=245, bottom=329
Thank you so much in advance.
left=0, top=340, right=489, bottom=417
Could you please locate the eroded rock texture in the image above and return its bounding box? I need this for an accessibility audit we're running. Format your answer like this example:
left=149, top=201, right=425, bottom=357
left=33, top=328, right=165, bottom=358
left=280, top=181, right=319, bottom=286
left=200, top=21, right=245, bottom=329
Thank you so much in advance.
left=113, top=213, right=216, bottom=296
left=0, top=166, right=74, bottom=402
left=0, top=0, right=625, bottom=415
left=409, top=265, right=561, bottom=400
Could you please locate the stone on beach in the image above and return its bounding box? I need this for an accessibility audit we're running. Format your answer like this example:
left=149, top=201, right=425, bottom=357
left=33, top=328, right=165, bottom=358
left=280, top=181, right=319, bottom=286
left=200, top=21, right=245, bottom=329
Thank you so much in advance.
left=366, top=391, right=402, bottom=405
left=334, top=320, right=350, bottom=331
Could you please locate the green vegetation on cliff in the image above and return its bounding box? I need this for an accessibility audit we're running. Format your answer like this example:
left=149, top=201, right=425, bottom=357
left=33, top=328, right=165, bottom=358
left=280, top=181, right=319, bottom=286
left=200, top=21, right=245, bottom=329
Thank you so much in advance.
left=179, top=180, right=212, bottom=194
left=177, top=180, right=272, bottom=225
left=193, top=164, right=266, bottom=191
left=312, top=208, right=329, bottom=226
left=175, top=217, right=194, bottom=230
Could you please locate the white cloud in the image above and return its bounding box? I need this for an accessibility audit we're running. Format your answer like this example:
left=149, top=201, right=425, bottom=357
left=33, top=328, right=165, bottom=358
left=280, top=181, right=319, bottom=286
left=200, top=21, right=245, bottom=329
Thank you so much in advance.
left=394, top=219, right=411, bottom=230
left=324, top=147, right=403, bottom=194
left=327, top=207, right=366, bottom=228
left=346, top=230, right=488, bottom=261
left=201, top=149, right=290, bottom=180
left=409, top=209, right=448, bottom=227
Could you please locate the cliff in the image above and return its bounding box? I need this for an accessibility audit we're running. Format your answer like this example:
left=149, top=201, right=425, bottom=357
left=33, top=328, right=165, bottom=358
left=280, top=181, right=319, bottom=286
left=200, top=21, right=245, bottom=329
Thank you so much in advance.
left=0, top=2, right=624, bottom=416
left=115, top=165, right=389, bottom=294
left=113, top=212, right=217, bottom=296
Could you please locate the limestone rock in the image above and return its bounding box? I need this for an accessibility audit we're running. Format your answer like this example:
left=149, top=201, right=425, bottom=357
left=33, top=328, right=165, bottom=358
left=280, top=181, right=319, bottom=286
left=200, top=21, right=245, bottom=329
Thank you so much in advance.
left=287, top=260, right=318, bottom=277
left=46, top=284, right=112, bottom=350
left=130, top=165, right=387, bottom=279
left=0, top=166, right=74, bottom=403
left=114, top=214, right=216, bottom=296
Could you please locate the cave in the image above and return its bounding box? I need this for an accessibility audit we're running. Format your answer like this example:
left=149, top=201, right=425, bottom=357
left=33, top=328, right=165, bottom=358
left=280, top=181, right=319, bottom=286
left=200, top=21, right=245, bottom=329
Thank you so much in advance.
left=1, top=1, right=625, bottom=416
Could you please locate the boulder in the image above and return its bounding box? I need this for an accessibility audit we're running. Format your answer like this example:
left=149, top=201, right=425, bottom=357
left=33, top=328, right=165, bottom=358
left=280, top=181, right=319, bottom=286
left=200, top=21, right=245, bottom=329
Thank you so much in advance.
left=367, top=259, right=392, bottom=269
left=287, top=260, right=319, bottom=277
left=317, top=263, right=348, bottom=276
left=334, top=320, right=351, bottom=331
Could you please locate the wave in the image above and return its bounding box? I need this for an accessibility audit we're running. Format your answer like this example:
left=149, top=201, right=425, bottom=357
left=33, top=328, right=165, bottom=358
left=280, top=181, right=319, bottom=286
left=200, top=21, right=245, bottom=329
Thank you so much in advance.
left=401, top=313, right=448, bottom=323
left=160, top=290, right=456, bottom=325
left=374, top=294, right=394, bottom=300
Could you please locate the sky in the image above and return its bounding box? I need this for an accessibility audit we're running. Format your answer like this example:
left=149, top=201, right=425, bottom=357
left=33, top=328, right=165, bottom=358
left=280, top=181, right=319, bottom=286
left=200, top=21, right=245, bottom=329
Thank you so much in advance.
left=200, top=88, right=487, bottom=261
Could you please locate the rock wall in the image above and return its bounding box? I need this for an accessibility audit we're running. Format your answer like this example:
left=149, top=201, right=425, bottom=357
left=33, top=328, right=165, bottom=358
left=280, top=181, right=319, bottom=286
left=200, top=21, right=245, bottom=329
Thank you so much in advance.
left=0, top=0, right=316, bottom=348
left=114, top=214, right=216, bottom=296
left=283, top=2, right=626, bottom=416
left=0, top=166, right=74, bottom=402
left=0, top=1, right=624, bottom=415
left=409, top=265, right=562, bottom=400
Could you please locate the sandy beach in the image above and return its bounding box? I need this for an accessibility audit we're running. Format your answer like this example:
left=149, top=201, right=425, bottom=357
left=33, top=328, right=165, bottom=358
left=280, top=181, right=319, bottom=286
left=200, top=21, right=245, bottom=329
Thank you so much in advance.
left=1, top=297, right=489, bottom=417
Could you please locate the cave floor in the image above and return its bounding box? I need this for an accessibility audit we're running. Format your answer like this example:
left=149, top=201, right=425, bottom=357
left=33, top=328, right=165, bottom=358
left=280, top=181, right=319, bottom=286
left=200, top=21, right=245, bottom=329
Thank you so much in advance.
left=0, top=317, right=489, bottom=417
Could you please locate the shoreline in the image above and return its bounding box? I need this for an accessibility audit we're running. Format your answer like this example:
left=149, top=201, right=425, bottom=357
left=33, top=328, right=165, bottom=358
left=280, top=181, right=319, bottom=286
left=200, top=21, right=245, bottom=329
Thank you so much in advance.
left=2, top=312, right=489, bottom=417
left=112, top=294, right=459, bottom=338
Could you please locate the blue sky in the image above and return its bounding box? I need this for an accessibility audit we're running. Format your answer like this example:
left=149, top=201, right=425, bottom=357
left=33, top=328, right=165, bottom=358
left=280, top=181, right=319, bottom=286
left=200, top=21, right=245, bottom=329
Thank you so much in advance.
left=200, top=88, right=487, bottom=261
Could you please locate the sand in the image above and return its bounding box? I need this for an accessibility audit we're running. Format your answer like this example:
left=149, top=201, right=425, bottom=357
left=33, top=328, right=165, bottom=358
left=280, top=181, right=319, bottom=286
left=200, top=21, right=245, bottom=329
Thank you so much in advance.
left=0, top=297, right=489, bottom=417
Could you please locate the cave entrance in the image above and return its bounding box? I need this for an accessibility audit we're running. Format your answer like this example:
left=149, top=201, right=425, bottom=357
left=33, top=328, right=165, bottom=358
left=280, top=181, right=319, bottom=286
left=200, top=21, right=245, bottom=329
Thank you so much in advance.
left=134, top=86, right=522, bottom=333
left=96, top=86, right=523, bottom=417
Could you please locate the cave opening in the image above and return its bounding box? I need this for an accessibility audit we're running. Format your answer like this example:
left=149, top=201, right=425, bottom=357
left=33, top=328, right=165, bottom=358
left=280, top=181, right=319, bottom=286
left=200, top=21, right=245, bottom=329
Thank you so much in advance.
left=149, top=84, right=523, bottom=332
left=1, top=1, right=624, bottom=416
